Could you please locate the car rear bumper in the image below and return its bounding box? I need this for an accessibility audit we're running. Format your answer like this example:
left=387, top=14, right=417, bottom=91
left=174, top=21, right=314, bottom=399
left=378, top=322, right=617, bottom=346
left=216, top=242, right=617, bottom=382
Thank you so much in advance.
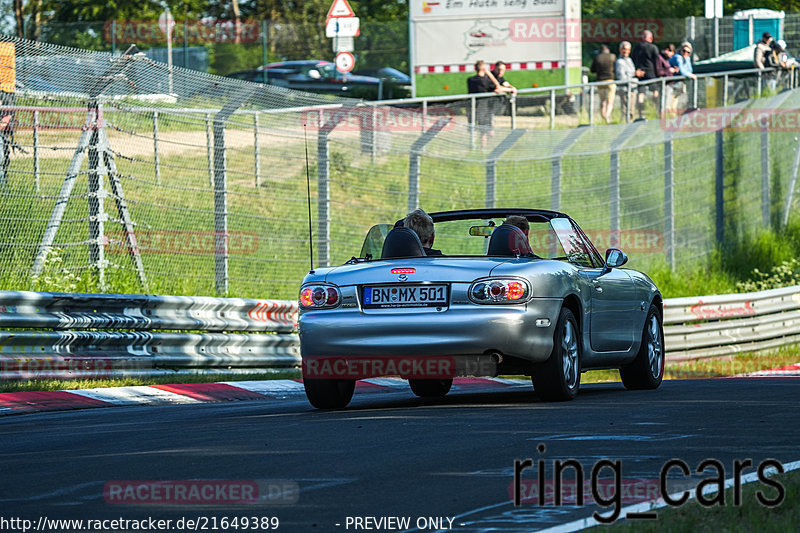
left=298, top=297, right=563, bottom=363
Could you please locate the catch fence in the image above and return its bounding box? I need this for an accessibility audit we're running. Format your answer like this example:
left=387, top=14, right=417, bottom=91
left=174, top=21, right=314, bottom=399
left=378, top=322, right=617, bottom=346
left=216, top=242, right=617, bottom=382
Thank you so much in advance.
left=1, top=35, right=800, bottom=299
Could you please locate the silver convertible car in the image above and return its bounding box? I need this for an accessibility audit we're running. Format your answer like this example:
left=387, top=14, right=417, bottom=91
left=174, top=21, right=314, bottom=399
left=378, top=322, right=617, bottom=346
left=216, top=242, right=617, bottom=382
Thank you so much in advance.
left=298, top=209, right=664, bottom=409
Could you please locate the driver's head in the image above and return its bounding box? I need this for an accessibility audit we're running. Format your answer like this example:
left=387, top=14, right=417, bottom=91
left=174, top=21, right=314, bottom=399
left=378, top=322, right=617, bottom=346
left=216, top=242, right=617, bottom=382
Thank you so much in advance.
left=504, top=215, right=529, bottom=236
left=404, top=208, right=435, bottom=247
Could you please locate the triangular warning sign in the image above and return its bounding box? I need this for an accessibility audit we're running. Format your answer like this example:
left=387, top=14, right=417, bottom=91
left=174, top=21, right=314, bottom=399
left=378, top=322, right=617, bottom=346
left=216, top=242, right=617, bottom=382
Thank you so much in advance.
left=327, top=0, right=355, bottom=18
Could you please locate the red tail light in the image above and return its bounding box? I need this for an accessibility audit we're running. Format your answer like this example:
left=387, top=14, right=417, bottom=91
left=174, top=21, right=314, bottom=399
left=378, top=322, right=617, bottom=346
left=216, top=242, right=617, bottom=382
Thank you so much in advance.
left=391, top=268, right=416, bottom=274
left=469, top=278, right=530, bottom=304
left=299, top=285, right=341, bottom=309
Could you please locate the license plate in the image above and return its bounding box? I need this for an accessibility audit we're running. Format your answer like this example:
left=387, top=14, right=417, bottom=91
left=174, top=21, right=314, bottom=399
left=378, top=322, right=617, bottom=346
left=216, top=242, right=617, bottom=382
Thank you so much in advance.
left=362, top=284, right=448, bottom=308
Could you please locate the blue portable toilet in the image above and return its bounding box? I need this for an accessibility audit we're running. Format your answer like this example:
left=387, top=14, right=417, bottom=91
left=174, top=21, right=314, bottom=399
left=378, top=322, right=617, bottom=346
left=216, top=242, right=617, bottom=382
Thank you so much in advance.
left=733, top=9, right=784, bottom=48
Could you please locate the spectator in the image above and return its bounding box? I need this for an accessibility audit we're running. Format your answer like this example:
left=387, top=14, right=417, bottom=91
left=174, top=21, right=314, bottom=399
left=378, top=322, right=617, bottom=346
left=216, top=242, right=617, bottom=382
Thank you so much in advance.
left=590, top=44, right=617, bottom=123
left=668, top=42, right=696, bottom=114
left=754, top=32, right=773, bottom=69
left=404, top=208, right=442, bottom=256
left=655, top=44, right=678, bottom=116
left=631, top=30, right=660, bottom=118
left=615, top=41, right=636, bottom=120
left=467, top=60, right=501, bottom=149
left=491, top=61, right=517, bottom=96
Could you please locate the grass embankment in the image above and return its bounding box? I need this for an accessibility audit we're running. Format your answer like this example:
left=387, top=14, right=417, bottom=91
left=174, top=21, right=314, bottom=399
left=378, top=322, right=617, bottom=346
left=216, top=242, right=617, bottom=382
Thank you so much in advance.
left=592, top=467, right=800, bottom=532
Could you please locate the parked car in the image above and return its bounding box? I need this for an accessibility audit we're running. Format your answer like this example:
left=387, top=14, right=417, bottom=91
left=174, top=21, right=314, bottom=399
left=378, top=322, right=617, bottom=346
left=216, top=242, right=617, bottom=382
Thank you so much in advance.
left=298, top=208, right=664, bottom=409
left=226, top=60, right=383, bottom=99
left=354, top=67, right=411, bottom=99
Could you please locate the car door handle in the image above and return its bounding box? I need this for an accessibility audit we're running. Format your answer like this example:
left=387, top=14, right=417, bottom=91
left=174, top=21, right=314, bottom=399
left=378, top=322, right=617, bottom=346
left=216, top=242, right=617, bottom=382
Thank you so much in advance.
left=595, top=286, right=603, bottom=293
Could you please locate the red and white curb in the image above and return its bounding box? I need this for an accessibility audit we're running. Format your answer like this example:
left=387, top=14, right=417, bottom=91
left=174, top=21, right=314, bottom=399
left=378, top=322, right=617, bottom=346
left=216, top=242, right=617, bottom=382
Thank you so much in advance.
left=0, top=378, right=528, bottom=417
left=737, top=362, right=800, bottom=377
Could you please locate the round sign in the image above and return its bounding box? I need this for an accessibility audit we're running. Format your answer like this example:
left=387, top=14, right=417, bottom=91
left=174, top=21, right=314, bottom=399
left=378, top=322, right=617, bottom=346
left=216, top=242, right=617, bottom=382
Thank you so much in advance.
left=158, top=9, right=176, bottom=36
left=335, top=52, right=355, bottom=73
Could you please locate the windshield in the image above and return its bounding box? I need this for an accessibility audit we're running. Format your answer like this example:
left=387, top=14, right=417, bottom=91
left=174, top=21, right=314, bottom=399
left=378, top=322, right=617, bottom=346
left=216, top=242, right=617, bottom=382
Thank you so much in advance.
left=359, top=217, right=587, bottom=259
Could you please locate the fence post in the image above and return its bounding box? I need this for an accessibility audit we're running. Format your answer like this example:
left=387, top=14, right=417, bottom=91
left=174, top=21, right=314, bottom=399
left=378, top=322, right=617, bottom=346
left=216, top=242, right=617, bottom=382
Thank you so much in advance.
left=205, top=113, right=214, bottom=188
left=510, top=97, right=517, bottom=130
left=485, top=129, right=526, bottom=208
left=213, top=118, right=229, bottom=295
left=660, top=78, right=666, bottom=117
left=551, top=126, right=588, bottom=212
left=609, top=122, right=643, bottom=234
left=470, top=96, right=476, bottom=149
left=152, top=111, right=161, bottom=185
left=626, top=82, right=632, bottom=123
left=33, top=109, right=40, bottom=193
left=254, top=112, right=261, bottom=188
left=408, top=117, right=451, bottom=213
left=723, top=74, right=729, bottom=107
left=549, top=89, right=556, bottom=129
left=87, top=124, right=107, bottom=290
left=588, top=86, right=594, bottom=126
left=757, top=71, right=762, bottom=96
left=715, top=129, right=725, bottom=244
left=761, top=128, right=770, bottom=227
left=692, top=77, right=698, bottom=108
left=664, top=133, right=674, bottom=269
left=782, top=136, right=800, bottom=227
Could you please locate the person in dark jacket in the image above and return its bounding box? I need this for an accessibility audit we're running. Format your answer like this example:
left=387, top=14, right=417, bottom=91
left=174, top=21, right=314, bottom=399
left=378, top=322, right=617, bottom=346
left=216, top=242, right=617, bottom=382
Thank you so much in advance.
left=631, top=30, right=660, bottom=118
left=590, top=45, right=617, bottom=123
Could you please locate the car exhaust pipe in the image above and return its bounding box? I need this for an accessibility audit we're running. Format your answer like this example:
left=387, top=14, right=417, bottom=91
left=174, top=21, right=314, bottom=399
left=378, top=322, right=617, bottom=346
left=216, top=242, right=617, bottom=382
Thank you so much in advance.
left=490, top=353, right=503, bottom=364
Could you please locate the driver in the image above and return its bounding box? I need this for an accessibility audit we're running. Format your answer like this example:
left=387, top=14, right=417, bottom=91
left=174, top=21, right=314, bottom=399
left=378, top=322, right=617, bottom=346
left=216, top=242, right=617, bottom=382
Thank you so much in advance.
left=404, top=208, right=443, bottom=256
left=503, top=215, right=529, bottom=237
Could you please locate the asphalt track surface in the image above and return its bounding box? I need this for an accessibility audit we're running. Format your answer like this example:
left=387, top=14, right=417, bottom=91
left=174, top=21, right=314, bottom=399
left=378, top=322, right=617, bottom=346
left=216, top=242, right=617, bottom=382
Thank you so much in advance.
left=1, top=378, right=799, bottom=532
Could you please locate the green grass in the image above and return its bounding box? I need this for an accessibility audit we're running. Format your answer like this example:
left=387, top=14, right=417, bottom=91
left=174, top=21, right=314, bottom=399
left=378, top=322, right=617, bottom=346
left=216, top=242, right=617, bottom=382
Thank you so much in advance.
left=591, top=467, right=800, bottom=532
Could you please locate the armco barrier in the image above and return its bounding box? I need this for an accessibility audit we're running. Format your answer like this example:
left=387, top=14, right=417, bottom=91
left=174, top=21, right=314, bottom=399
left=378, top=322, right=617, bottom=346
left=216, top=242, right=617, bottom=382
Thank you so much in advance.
left=0, top=291, right=300, bottom=379
left=663, top=285, right=800, bottom=362
left=2, top=285, right=799, bottom=379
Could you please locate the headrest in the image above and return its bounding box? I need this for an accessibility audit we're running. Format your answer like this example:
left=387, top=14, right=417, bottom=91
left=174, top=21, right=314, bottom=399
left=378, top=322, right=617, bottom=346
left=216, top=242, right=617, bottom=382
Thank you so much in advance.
left=487, top=224, right=533, bottom=256
left=381, top=227, right=426, bottom=259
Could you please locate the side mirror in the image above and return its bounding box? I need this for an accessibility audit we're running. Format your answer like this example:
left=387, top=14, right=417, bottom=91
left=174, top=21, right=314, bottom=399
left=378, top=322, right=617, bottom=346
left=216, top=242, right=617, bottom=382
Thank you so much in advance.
left=603, top=248, right=628, bottom=273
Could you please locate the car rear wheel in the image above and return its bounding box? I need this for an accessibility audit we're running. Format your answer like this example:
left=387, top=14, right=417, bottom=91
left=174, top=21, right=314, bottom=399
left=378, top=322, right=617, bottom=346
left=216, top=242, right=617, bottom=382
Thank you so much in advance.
left=620, top=304, right=664, bottom=390
left=409, top=378, right=453, bottom=398
left=303, top=378, right=355, bottom=409
left=532, top=308, right=581, bottom=401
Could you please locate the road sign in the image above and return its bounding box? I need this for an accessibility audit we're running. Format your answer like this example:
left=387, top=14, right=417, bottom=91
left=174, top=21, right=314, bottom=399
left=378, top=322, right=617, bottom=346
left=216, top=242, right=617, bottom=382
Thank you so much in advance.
left=332, top=36, right=355, bottom=53
left=326, top=17, right=360, bottom=38
left=335, top=52, right=355, bottom=73
left=327, top=0, right=355, bottom=19
left=158, top=9, right=175, bottom=36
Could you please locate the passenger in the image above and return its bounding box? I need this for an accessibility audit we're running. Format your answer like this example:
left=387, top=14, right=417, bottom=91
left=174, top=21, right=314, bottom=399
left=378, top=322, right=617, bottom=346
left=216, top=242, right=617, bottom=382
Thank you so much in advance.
left=404, top=208, right=443, bottom=256
left=503, top=215, right=530, bottom=237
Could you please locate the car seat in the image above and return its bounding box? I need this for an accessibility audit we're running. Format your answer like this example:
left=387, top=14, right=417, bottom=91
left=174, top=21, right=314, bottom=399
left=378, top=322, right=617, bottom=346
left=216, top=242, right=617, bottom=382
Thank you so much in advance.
left=487, top=224, right=533, bottom=256
left=380, top=227, right=427, bottom=259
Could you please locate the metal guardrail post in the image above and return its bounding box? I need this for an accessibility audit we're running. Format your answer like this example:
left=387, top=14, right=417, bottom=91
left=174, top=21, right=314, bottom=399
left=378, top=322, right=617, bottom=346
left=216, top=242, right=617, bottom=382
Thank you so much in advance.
left=470, top=96, right=476, bottom=149
left=33, top=109, right=40, bottom=193
left=152, top=111, right=161, bottom=185
left=692, top=77, right=698, bottom=108
left=723, top=74, right=728, bottom=107
left=588, top=86, right=594, bottom=126
left=761, top=128, right=770, bottom=227
left=757, top=71, right=762, bottom=96
left=715, top=129, right=725, bottom=245
left=660, top=78, right=666, bottom=117
left=626, top=82, right=632, bottom=123
left=510, top=97, right=517, bottom=130
left=254, top=112, right=261, bottom=188
left=549, top=90, right=556, bottom=129
left=664, top=133, right=675, bottom=269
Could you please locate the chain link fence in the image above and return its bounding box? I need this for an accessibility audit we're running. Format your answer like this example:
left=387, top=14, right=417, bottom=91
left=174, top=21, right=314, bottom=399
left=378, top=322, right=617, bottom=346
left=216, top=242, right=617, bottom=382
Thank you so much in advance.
left=1, top=35, right=799, bottom=300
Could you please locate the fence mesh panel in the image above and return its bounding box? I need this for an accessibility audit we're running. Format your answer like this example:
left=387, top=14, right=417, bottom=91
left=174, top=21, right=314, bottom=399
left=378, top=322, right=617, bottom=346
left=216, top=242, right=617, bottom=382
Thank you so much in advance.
left=1, top=35, right=799, bottom=299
